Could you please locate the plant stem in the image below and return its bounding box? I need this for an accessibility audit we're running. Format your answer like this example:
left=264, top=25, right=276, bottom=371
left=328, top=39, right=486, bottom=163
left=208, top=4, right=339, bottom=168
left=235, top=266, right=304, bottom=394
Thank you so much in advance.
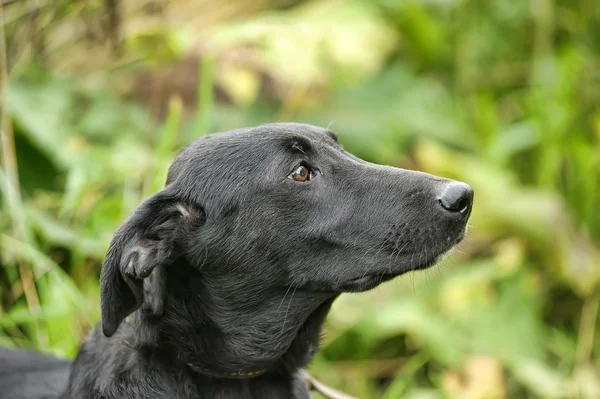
left=0, top=3, right=45, bottom=347
left=575, top=287, right=600, bottom=365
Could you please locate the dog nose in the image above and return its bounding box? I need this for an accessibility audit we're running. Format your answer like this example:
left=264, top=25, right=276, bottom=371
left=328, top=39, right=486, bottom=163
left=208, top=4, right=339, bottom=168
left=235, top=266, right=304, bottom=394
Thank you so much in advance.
left=438, top=181, right=473, bottom=217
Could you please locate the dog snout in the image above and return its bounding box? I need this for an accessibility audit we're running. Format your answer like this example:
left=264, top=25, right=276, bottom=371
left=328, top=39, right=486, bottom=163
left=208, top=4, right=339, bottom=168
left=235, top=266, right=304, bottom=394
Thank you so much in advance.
left=437, top=181, right=474, bottom=219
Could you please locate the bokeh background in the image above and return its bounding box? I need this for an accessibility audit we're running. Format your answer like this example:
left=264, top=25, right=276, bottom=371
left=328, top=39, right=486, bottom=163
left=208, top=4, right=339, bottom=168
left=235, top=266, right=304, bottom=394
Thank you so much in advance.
left=1, top=0, right=599, bottom=398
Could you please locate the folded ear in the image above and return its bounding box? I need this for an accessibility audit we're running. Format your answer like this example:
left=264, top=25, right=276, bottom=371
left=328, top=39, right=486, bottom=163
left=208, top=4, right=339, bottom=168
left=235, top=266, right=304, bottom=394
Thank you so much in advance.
left=100, top=190, right=199, bottom=337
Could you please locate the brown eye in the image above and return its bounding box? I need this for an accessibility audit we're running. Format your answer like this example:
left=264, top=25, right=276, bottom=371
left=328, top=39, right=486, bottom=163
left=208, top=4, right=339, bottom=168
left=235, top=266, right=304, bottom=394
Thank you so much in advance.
left=289, top=165, right=311, bottom=182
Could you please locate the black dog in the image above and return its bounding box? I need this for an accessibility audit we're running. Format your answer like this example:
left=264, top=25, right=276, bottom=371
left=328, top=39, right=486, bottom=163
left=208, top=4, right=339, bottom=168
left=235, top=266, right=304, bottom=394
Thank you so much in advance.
left=0, top=123, right=473, bottom=398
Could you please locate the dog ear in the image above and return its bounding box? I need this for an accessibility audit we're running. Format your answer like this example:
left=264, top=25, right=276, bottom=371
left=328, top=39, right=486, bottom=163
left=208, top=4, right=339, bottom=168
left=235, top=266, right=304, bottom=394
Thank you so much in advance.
left=99, top=190, right=197, bottom=337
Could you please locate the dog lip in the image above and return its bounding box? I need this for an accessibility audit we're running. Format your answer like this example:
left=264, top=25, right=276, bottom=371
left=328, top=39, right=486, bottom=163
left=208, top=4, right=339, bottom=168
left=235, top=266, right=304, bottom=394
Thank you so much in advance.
left=346, top=272, right=396, bottom=284
left=336, top=271, right=399, bottom=292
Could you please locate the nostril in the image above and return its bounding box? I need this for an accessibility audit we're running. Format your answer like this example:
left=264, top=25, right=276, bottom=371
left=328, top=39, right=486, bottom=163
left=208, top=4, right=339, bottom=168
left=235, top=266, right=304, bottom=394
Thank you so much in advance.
left=456, top=197, right=470, bottom=214
left=438, top=182, right=474, bottom=215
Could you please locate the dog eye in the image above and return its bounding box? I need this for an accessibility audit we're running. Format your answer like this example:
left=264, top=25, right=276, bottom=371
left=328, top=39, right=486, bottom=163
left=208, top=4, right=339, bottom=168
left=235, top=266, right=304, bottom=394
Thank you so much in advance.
left=289, top=165, right=312, bottom=182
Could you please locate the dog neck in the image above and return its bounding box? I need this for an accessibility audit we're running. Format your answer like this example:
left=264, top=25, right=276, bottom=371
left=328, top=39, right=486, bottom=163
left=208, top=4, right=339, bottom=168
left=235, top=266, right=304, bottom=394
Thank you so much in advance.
left=128, top=259, right=337, bottom=380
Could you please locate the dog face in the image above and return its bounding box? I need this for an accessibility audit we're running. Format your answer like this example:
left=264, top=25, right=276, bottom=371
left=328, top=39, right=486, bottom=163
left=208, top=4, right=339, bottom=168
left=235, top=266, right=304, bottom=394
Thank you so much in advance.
left=100, top=123, right=473, bottom=341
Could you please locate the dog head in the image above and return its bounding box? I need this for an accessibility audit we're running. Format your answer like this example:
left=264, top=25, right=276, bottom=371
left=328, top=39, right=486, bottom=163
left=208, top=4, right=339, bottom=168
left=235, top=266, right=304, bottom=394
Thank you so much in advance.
left=99, top=123, right=473, bottom=364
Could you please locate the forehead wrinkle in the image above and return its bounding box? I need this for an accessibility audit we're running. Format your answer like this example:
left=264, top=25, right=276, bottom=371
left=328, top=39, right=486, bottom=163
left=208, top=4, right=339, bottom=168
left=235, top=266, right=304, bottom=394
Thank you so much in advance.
left=283, top=135, right=313, bottom=155
left=325, top=130, right=339, bottom=143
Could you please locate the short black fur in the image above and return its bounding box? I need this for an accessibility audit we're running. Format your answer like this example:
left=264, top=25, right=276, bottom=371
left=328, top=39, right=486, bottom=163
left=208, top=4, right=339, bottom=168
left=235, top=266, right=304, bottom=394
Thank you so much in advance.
left=0, top=123, right=473, bottom=399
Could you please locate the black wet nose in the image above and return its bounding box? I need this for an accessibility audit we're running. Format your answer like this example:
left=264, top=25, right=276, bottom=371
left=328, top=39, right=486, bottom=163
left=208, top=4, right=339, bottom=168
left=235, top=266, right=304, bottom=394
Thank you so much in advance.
left=438, top=182, right=474, bottom=217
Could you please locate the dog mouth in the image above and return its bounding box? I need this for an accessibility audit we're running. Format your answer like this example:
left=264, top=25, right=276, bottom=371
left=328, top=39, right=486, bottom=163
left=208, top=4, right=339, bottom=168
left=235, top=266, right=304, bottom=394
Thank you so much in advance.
left=337, top=228, right=467, bottom=293
left=338, top=254, right=442, bottom=292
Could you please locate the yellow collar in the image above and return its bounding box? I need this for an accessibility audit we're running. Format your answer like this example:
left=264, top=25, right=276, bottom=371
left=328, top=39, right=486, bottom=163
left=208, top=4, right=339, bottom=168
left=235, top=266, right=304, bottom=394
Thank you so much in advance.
left=187, top=363, right=267, bottom=379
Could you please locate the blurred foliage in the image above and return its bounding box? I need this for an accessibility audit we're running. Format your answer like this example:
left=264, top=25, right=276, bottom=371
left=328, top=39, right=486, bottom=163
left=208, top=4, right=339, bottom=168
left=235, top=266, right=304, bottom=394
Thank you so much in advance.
left=1, top=0, right=600, bottom=398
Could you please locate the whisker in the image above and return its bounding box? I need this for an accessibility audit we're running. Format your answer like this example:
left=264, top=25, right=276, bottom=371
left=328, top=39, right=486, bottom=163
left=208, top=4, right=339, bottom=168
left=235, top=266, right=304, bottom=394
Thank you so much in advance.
left=280, top=285, right=298, bottom=334
left=278, top=284, right=294, bottom=312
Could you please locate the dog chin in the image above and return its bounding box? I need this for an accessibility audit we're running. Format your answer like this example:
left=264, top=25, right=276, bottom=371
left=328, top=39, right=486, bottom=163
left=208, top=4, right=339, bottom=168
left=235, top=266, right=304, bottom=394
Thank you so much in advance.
left=337, top=245, right=459, bottom=293
left=337, top=272, right=397, bottom=292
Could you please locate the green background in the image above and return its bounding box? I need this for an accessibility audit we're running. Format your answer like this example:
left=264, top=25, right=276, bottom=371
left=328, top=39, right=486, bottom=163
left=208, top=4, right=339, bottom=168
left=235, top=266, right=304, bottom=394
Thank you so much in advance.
left=1, top=0, right=599, bottom=398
